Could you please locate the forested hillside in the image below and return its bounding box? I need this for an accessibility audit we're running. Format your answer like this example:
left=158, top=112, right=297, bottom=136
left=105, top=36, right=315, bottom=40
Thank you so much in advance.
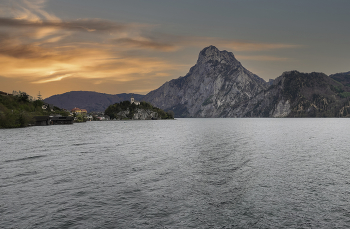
left=0, top=92, right=68, bottom=128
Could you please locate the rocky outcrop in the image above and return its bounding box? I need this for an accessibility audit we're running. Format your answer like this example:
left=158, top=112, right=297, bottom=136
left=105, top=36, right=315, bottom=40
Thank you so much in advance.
left=272, top=100, right=290, bottom=117
left=132, top=109, right=159, bottom=120
left=113, top=108, right=159, bottom=120
left=143, top=45, right=268, bottom=117
left=104, top=101, right=173, bottom=120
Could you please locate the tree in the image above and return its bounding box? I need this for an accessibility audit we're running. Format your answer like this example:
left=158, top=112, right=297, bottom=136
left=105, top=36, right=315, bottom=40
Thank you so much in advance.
left=75, top=114, right=85, bottom=122
left=37, top=91, right=42, bottom=100
left=167, top=110, right=175, bottom=119
left=18, top=92, right=29, bottom=103
left=33, top=100, right=44, bottom=108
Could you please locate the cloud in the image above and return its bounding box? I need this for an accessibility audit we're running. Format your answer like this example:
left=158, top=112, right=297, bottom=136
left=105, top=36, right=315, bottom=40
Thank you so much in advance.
left=0, top=17, right=128, bottom=33
left=174, top=36, right=300, bottom=52
left=113, top=38, right=177, bottom=51
left=0, top=0, right=59, bottom=21
left=0, top=40, right=178, bottom=86
left=0, top=34, right=54, bottom=59
left=82, top=57, right=178, bottom=81
left=236, top=55, right=292, bottom=61
left=33, top=73, right=72, bottom=83
left=221, top=40, right=300, bottom=52
left=0, top=43, right=46, bottom=59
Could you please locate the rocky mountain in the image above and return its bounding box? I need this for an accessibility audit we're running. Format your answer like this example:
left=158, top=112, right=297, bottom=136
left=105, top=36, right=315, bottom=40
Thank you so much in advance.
left=143, top=45, right=350, bottom=118
left=143, top=45, right=268, bottom=117
left=44, top=91, right=144, bottom=112
left=239, top=71, right=350, bottom=117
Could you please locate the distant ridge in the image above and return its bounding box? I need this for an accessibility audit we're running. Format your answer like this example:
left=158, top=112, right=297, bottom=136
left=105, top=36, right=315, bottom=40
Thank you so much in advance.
left=44, top=91, right=144, bottom=112
left=329, top=71, right=350, bottom=87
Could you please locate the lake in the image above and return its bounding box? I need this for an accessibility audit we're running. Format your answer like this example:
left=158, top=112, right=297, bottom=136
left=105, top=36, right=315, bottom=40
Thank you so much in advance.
left=1, top=118, right=350, bottom=228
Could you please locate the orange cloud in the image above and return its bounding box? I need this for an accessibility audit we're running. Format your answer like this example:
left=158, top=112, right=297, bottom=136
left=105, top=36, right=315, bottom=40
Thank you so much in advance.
left=0, top=17, right=129, bottom=32
left=0, top=40, right=178, bottom=86
left=34, top=73, right=72, bottom=83
left=113, top=38, right=178, bottom=52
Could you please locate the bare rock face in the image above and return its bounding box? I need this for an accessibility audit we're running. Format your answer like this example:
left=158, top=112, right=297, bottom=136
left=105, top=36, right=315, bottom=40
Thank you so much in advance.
left=113, top=108, right=159, bottom=120
left=143, top=46, right=267, bottom=117
left=132, top=109, right=159, bottom=120
left=240, top=70, right=350, bottom=117
left=272, top=100, right=291, bottom=117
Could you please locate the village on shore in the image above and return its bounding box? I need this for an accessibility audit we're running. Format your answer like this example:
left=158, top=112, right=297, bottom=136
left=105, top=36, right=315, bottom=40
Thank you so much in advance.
left=0, top=91, right=173, bottom=128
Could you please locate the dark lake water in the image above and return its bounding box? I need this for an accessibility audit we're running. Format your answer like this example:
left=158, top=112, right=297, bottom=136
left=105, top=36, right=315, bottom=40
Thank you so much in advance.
left=1, top=118, right=350, bottom=228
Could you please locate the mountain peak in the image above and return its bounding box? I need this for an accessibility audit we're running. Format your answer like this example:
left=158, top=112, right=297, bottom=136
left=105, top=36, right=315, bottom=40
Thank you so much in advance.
left=143, top=45, right=267, bottom=117
left=200, top=45, right=220, bottom=55
left=197, top=45, right=241, bottom=67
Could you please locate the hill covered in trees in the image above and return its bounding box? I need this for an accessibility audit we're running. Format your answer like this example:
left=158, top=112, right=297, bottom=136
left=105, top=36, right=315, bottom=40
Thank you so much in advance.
left=0, top=92, right=69, bottom=128
left=104, top=101, right=174, bottom=120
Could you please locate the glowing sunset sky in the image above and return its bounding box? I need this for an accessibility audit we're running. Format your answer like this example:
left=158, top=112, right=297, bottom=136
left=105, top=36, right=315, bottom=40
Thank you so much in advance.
left=0, top=0, right=349, bottom=99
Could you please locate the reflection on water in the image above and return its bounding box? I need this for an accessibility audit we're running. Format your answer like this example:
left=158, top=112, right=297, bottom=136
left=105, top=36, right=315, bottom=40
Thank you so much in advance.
left=1, top=118, right=350, bottom=228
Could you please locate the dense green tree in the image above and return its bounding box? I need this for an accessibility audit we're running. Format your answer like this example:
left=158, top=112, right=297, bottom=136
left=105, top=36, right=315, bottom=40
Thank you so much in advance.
left=18, top=92, right=30, bottom=103
left=0, top=92, right=70, bottom=128
left=75, top=114, right=85, bottom=122
left=166, top=110, right=175, bottom=119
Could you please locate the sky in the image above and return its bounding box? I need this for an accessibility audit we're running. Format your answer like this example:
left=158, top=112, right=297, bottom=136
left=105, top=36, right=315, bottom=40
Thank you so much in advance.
left=0, top=0, right=349, bottom=99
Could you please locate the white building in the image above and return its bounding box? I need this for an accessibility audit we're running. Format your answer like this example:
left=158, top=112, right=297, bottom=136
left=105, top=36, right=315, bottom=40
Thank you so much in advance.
left=131, top=96, right=140, bottom=105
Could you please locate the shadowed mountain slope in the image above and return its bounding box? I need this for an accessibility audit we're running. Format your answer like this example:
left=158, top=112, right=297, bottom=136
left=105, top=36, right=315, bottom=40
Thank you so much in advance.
left=241, top=71, right=350, bottom=117
left=330, top=71, right=350, bottom=87
left=44, top=91, right=144, bottom=112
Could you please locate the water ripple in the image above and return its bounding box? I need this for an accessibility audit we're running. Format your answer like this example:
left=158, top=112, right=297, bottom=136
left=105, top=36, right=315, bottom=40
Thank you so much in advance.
left=1, top=119, right=350, bottom=228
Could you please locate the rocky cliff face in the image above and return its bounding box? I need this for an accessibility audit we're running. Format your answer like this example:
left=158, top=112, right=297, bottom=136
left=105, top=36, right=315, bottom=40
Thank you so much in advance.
left=143, top=46, right=267, bottom=117
left=114, top=108, right=159, bottom=120
left=241, top=71, right=350, bottom=117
